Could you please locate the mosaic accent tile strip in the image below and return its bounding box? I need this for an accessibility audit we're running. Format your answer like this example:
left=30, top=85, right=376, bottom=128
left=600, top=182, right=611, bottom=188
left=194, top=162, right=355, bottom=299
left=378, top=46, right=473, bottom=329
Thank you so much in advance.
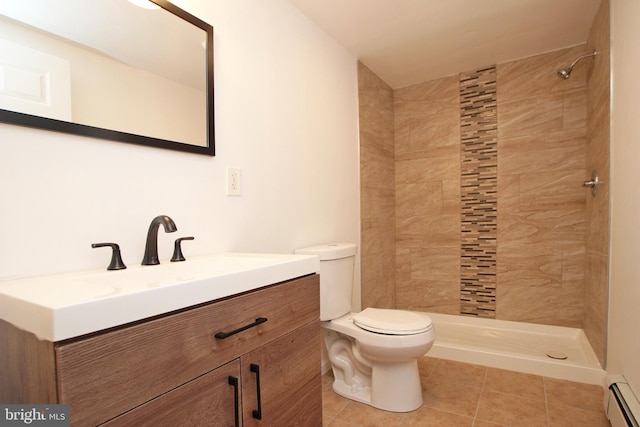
left=459, top=66, right=498, bottom=317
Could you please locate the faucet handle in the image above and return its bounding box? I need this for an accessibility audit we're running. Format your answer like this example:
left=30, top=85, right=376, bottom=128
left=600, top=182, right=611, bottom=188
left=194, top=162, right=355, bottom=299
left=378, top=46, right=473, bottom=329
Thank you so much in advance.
left=91, top=243, right=127, bottom=270
left=171, top=237, right=194, bottom=262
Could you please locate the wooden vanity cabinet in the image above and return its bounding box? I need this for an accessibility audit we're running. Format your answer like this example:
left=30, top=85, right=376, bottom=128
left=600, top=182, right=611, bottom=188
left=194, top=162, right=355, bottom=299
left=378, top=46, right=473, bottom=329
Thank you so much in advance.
left=0, top=274, right=322, bottom=427
left=105, top=321, right=321, bottom=427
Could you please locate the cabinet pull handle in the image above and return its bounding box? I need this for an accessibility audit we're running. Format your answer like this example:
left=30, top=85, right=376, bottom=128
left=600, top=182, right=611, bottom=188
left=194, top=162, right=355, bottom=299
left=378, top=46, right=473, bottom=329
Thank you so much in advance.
left=228, top=376, right=239, bottom=427
left=250, top=363, right=263, bottom=420
left=214, top=317, right=268, bottom=339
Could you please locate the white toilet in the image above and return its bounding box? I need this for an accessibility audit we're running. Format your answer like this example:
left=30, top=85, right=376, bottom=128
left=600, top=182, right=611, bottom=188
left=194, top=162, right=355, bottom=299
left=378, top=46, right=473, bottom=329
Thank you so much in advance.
left=296, top=243, right=435, bottom=412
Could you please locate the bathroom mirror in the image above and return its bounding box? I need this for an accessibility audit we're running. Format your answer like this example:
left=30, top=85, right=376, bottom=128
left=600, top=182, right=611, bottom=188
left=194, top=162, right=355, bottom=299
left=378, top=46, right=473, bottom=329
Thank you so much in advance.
left=0, top=0, right=215, bottom=155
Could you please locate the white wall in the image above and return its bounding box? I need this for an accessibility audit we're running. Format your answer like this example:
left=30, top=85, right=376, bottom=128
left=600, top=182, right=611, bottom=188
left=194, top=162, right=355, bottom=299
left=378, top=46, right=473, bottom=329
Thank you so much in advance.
left=608, top=0, right=640, bottom=394
left=0, top=0, right=361, bottom=292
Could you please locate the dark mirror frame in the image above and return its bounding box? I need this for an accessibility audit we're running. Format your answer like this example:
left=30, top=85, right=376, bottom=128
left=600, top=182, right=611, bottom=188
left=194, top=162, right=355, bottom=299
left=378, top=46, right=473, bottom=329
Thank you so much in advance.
left=0, top=0, right=215, bottom=156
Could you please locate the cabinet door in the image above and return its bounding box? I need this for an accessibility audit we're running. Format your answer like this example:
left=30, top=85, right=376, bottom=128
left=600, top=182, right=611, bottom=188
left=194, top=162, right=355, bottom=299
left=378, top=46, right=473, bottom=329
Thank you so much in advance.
left=241, top=321, right=322, bottom=427
left=103, top=360, right=242, bottom=427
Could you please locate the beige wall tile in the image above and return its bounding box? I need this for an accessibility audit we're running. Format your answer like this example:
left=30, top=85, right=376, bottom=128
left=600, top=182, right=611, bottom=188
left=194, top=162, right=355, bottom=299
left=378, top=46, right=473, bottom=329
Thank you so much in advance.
left=410, top=247, right=460, bottom=282
left=359, top=61, right=396, bottom=310
left=396, top=182, right=443, bottom=217
left=497, top=281, right=584, bottom=326
left=395, top=75, right=460, bottom=103
left=396, top=157, right=459, bottom=183
left=497, top=45, right=588, bottom=100
left=562, top=246, right=586, bottom=283
left=396, top=214, right=460, bottom=243
left=563, top=88, right=588, bottom=129
left=361, top=189, right=395, bottom=221
left=518, top=169, right=586, bottom=211
left=396, top=277, right=461, bottom=314
left=395, top=112, right=460, bottom=160
left=394, top=75, right=461, bottom=314
left=584, top=251, right=609, bottom=366
left=497, top=252, right=562, bottom=288
left=498, top=209, right=585, bottom=247
left=499, top=95, right=565, bottom=139
left=498, top=132, right=586, bottom=175
left=360, top=144, right=395, bottom=190
left=583, top=0, right=610, bottom=367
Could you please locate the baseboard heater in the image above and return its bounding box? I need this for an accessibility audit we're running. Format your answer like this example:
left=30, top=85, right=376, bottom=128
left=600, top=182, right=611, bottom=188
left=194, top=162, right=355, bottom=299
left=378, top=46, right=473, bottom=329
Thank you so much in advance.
left=606, top=376, right=640, bottom=427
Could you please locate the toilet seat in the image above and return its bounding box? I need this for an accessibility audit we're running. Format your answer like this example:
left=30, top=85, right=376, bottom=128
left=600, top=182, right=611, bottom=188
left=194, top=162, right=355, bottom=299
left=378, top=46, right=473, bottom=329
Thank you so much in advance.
left=353, top=308, right=432, bottom=335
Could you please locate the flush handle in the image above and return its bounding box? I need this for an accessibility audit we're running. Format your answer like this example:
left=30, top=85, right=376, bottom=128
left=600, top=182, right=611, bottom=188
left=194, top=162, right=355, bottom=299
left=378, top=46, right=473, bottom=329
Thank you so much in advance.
left=583, top=170, right=599, bottom=197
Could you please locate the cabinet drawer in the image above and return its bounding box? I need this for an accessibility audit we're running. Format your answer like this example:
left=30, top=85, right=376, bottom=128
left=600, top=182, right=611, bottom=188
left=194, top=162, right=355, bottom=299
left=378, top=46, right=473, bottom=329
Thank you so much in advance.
left=55, top=274, right=319, bottom=426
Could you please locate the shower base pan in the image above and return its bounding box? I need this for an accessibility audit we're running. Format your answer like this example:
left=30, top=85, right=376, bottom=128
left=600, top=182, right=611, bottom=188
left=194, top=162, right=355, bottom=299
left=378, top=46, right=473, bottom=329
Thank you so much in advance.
left=424, top=312, right=605, bottom=386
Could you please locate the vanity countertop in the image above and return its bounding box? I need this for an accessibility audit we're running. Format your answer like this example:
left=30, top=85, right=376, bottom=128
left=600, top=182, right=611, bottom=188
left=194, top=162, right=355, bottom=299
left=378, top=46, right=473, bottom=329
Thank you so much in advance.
left=0, top=253, right=320, bottom=341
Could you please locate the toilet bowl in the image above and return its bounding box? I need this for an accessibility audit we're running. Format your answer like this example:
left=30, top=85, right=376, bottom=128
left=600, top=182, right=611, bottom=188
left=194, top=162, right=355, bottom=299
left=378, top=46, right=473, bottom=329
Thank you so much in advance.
left=323, top=308, right=435, bottom=412
left=295, top=243, right=436, bottom=412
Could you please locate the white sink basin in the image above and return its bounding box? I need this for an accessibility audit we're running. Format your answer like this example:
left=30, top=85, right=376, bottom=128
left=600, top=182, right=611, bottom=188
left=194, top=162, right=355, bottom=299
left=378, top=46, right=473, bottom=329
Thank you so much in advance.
left=0, top=253, right=320, bottom=341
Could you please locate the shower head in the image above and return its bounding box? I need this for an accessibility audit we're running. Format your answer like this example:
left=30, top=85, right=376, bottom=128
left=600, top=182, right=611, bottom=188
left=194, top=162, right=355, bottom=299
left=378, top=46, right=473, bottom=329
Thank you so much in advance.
left=557, top=50, right=598, bottom=79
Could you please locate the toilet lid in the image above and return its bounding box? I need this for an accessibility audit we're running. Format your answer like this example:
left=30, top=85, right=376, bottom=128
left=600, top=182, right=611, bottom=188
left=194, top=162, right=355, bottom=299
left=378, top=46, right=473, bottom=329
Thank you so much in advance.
left=353, top=308, right=432, bottom=335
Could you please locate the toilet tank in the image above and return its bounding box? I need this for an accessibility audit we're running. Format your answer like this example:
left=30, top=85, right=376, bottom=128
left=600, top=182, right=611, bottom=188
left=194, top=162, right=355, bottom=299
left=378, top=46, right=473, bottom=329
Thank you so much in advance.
left=295, top=243, right=356, bottom=321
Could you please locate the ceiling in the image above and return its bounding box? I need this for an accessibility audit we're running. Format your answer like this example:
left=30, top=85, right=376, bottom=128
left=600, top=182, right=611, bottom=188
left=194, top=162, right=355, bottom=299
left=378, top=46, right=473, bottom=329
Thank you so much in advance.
left=287, top=0, right=602, bottom=89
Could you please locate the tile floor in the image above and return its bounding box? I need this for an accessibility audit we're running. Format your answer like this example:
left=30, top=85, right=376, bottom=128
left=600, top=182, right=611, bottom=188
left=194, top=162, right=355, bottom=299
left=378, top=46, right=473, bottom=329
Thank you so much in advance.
left=322, top=356, right=611, bottom=427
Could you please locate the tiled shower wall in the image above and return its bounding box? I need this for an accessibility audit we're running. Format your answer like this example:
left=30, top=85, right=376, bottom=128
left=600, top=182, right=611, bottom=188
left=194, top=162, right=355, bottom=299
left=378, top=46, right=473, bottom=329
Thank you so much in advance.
left=394, top=76, right=461, bottom=314
left=358, top=62, right=396, bottom=310
left=494, top=46, right=588, bottom=326
left=584, top=0, right=610, bottom=367
left=359, top=3, right=609, bottom=365
left=393, top=46, right=591, bottom=326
